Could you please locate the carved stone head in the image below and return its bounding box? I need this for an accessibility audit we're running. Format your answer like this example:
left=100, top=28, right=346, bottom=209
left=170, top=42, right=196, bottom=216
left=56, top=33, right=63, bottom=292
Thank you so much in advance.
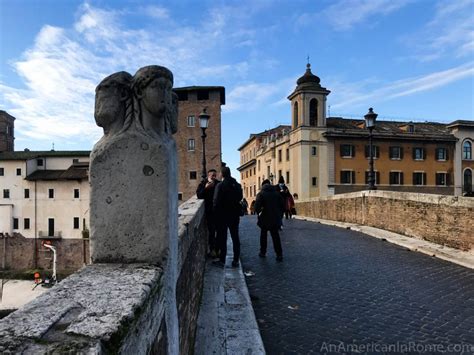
left=133, top=66, right=178, bottom=135
left=94, top=71, right=133, bottom=135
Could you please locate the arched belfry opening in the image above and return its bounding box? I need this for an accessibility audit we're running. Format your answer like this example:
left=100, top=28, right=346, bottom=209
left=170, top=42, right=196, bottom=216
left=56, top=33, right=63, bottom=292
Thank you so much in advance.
left=293, top=101, right=299, bottom=128
left=309, top=98, right=318, bottom=126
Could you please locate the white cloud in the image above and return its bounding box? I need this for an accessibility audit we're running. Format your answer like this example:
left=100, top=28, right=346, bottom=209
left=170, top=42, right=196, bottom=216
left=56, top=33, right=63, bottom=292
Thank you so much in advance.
left=0, top=2, right=271, bottom=148
left=225, top=77, right=294, bottom=112
left=404, top=0, right=474, bottom=62
left=299, top=0, right=410, bottom=31
left=331, top=62, right=474, bottom=110
left=142, top=5, right=170, bottom=20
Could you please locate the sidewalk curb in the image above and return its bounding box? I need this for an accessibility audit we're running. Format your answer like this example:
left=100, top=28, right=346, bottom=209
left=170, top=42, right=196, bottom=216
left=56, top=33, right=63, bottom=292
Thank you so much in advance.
left=194, top=238, right=266, bottom=354
left=294, top=216, right=474, bottom=270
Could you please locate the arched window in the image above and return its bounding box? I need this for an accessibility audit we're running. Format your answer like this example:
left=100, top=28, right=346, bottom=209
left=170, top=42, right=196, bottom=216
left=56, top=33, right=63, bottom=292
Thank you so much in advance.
left=309, top=98, right=318, bottom=126
left=293, top=102, right=299, bottom=128
left=463, top=169, right=472, bottom=194
left=463, top=140, right=472, bottom=160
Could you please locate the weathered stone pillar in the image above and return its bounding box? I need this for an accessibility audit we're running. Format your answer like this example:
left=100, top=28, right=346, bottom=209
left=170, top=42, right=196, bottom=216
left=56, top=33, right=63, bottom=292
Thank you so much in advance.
left=90, top=66, right=179, bottom=353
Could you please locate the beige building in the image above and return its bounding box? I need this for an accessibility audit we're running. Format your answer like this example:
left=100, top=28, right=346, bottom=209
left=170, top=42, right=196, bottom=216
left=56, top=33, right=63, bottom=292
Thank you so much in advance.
left=238, top=64, right=474, bottom=202
left=0, top=151, right=90, bottom=239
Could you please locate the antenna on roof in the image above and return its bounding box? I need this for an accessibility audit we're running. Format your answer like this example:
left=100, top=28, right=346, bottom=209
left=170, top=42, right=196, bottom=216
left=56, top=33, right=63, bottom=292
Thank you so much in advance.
left=328, top=105, right=331, bottom=117
left=51, top=142, right=55, bottom=151
left=307, top=54, right=310, bottom=64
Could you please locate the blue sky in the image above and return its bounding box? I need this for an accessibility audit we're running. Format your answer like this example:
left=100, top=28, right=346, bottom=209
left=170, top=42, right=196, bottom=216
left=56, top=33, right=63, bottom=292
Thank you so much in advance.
left=1, top=0, right=473, bottom=176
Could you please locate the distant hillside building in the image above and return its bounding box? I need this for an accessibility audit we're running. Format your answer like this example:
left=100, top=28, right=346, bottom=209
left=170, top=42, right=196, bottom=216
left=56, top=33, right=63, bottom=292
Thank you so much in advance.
left=238, top=64, right=474, bottom=204
left=0, top=110, right=15, bottom=152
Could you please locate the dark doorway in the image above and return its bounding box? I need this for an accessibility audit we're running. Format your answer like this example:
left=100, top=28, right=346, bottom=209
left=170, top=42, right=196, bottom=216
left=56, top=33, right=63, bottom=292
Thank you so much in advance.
left=48, top=218, right=55, bottom=236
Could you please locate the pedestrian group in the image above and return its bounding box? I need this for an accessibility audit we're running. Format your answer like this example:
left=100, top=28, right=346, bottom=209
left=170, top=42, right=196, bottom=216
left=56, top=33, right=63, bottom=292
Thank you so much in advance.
left=197, top=164, right=296, bottom=268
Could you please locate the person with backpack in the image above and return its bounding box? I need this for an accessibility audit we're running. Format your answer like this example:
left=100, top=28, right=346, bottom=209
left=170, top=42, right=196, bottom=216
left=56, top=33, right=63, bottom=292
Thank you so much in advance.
left=254, top=179, right=284, bottom=262
left=213, top=166, right=243, bottom=268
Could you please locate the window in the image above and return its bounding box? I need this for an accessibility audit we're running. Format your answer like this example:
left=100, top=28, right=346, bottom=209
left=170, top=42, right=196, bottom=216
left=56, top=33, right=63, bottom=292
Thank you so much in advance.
left=435, top=148, right=448, bottom=161
left=389, top=146, right=403, bottom=160
left=463, top=141, right=472, bottom=160
left=464, top=169, right=472, bottom=193
left=413, top=147, right=425, bottom=160
left=13, top=218, right=19, bottom=230
left=246, top=171, right=248, bottom=178
left=187, top=139, right=195, bottom=151
left=258, top=160, right=261, bottom=171
left=178, top=193, right=183, bottom=201
left=286, top=149, right=290, bottom=161
left=0, top=167, right=4, bottom=176
left=73, top=217, right=80, bottom=229
left=278, top=150, right=282, bottom=162
left=177, top=91, right=188, bottom=101
left=340, top=170, right=355, bottom=184
left=278, top=170, right=282, bottom=180
left=197, top=90, right=209, bottom=100
left=365, top=171, right=380, bottom=185
left=3, top=189, right=9, bottom=198
left=24, top=218, right=30, bottom=229
left=364, top=145, right=379, bottom=159
left=312, top=177, right=317, bottom=186
left=436, top=173, right=449, bottom=186
left=340, top=144, right=355, bottom=158
left=253, top=167, right=256, bottom=175
left=408, top=124, right=415, bottom=133
left=189, top=171, right=197, bottom=180
left=49, top=189, right=54, bottom=198
left=267, top=166, right=270, bottom=178
left=73, top=158, right=79, bottom=164
left=74, top=189, right=80, bottom=198
left=16, top=168, right=21, bottom=176
left=187, top=115, right=195, bottom=127
left=311, top=147, right=317, bottom=156
left=253, top=185, right=256, bottom=196
left=286, top=171, right=290, bottom=184
left=413, top=172, right=426, bottom=185
left=389, top=172, right=404, bottom=185
left=24, top=189, right=30, bottom=198
left=37, top=158, right=43, bottom=166
left=258, top=177, right=261, bottom=187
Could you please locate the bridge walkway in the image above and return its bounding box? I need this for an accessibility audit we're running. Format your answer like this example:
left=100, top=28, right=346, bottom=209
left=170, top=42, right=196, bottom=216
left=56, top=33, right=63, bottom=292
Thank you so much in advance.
left=239, top=215, right=474, bottom=354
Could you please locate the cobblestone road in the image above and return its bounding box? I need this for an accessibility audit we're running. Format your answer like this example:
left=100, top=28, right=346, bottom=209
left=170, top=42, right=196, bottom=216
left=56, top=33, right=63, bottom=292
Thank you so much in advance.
left=239, top=216, right=474, bottom=354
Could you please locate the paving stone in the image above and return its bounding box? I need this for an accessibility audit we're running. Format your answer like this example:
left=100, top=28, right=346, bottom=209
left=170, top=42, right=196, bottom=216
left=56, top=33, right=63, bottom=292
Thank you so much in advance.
left=239, top=216, right=474, bottom=354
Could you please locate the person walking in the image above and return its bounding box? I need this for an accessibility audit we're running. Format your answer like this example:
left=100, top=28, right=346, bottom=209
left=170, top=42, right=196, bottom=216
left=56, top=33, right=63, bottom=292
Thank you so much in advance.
left=213, top=166, right=243, bottom=268
left=196, top=169, right=220, bottom=257
left=254, top=179, right=284, bottom=262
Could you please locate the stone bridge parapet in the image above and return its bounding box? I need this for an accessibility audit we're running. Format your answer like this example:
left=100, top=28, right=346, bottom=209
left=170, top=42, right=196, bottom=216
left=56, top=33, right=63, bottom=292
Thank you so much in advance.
left=0, top=196, right=207, bottom=354
left=296, top=190, right=474, bottom=251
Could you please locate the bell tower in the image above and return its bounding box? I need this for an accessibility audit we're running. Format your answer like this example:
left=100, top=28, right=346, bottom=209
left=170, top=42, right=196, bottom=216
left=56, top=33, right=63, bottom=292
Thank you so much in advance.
left=0, top=110, right=15, bottom=152
left=287, top=63, right=330, bottom=130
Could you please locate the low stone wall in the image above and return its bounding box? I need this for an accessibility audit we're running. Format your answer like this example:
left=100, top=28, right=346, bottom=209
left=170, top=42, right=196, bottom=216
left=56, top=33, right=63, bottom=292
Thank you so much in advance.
left=0, top=233, right=90, bottom=273
left=0, top=197, right=207, bottom=354
left=296, top=190, right=474, bottom=251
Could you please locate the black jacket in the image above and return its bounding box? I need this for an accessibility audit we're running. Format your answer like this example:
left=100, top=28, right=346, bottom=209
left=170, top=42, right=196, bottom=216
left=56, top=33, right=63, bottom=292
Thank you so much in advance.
left=213, top=177, right=243, bottom=219
left=196, top=178, right=220, bottom=214
left=254, top=184, right=284, bottom=230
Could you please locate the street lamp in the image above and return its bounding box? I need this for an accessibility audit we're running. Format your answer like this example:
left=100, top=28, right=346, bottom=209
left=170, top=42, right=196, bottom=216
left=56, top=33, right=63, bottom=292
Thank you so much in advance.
left=269, top=172, right=274, bottom=184
left=199, top=108, right=210, bottom=180
left=364, top=107, right=378, bottom=190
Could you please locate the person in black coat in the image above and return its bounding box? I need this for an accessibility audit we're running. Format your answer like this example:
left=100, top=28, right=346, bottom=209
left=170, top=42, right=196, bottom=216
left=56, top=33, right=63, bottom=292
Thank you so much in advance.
left=213, top=166, right=243, bottom=267
left=254, top=179, right=284, bottom=261
left=196, top=169, right=220, bottom=257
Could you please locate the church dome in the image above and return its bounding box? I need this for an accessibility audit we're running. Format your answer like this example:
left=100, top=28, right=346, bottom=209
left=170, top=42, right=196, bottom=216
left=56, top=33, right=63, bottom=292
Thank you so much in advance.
left=296, top=63, right=321, bottom=86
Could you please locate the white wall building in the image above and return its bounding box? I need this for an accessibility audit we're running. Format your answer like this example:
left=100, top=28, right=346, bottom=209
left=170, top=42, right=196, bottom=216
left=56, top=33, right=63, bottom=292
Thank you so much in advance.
left=0, top=151, right=90, bottom=239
